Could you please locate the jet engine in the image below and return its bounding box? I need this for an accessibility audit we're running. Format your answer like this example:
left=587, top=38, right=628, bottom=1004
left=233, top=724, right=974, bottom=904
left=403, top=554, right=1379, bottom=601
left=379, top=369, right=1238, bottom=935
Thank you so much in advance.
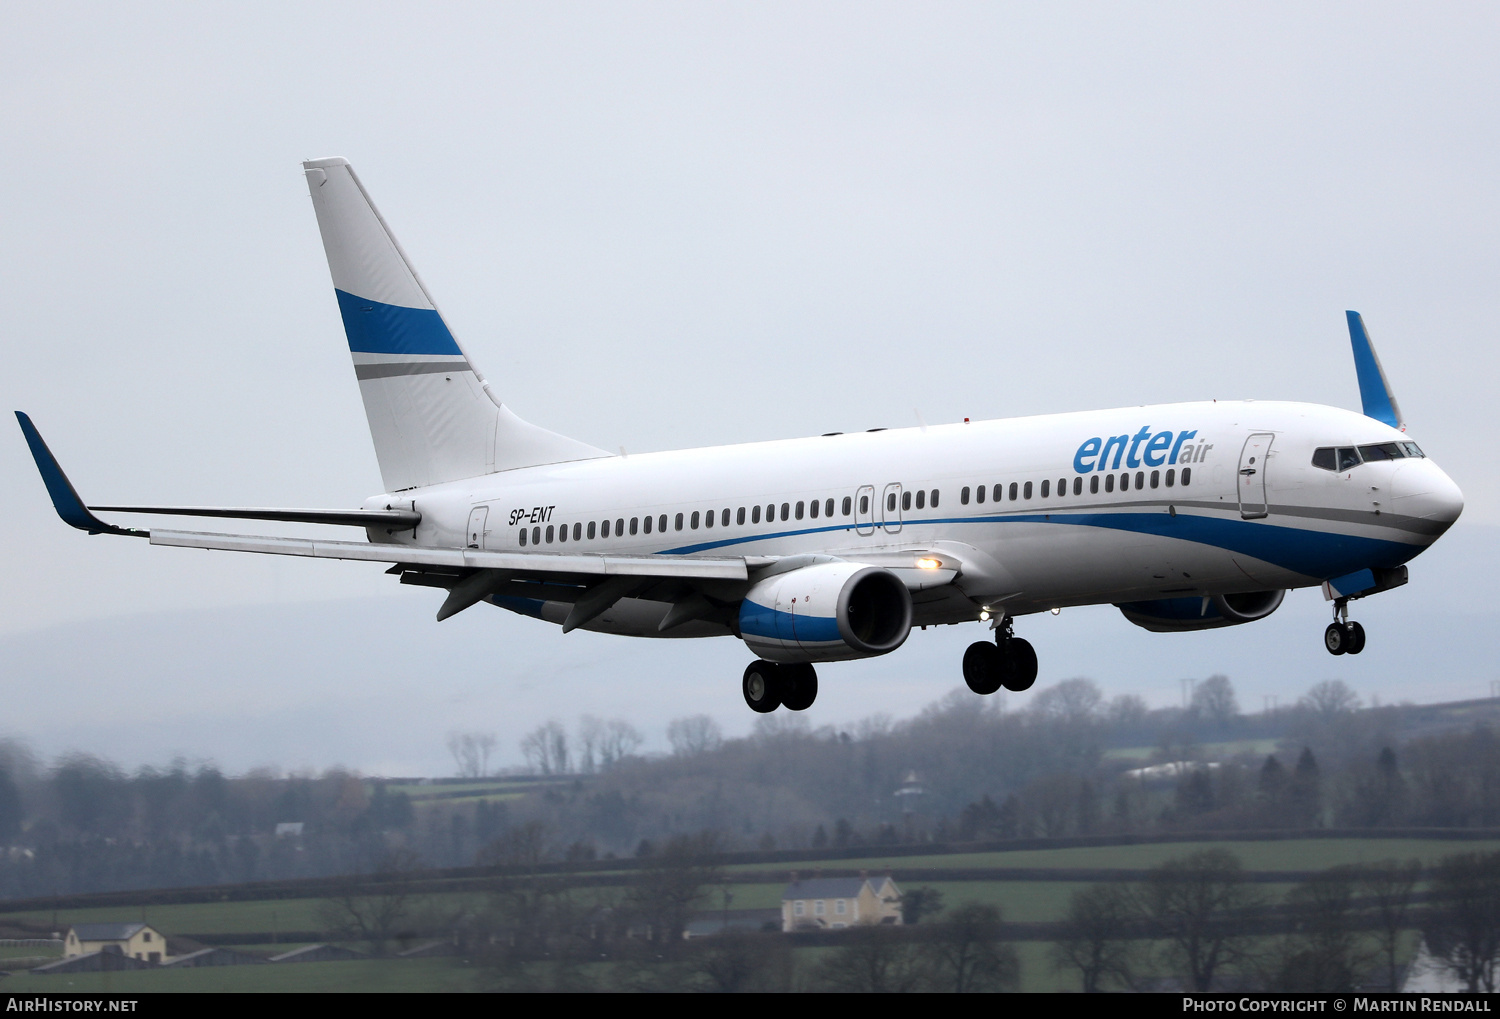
left=739, top=562, right=912, bottom=663
left=1116, top=590, right=1286, bottom=632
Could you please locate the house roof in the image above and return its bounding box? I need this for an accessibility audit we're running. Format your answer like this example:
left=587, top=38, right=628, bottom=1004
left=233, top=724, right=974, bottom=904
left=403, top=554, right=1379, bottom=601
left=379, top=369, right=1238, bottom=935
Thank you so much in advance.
left=782, top=877, right=868, bottom=900
left=70, top=922, right=147, bottom=942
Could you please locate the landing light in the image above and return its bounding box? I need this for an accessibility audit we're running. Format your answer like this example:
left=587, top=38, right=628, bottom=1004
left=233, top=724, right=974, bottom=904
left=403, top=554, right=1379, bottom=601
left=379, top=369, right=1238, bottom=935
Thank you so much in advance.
left=978, top=610, right=990, bottom=621
left=916, top=557, right=941, bottom=570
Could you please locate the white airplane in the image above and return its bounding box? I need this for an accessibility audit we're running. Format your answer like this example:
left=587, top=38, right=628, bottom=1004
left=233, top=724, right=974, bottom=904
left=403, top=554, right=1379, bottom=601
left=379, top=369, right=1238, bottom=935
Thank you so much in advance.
left=17, top=158, right=1465, bottom=713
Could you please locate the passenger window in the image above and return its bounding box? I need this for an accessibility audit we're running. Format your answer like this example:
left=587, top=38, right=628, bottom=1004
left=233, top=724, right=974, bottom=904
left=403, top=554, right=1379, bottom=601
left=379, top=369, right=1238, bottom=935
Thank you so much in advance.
left=532, top=526, right=540, bottom=545
left=809, top=499, right=819, bottom=519
left=1057, top=478, right=1066, bottom=496
left=659, top=514, right=667, bottom=532
left=643, top=515, right=652, bottom=534
left=692, top=511, right=701, bottom=529
left=546, top=525, right=555, bottom=543
left=825, top=498, right=834, bottom=517
left=782, top=502, right=791, bottom=520
left=630, top=517, right=638, bottom=535
left=1007, top=483, right=1017, bottom=501
left=961, top=486, right=971, bottom=505
left=1105, top=474, right=1115, bottom=493
left=573, top=522, right=582, bottom=541
left=600, top=520, right=609, bottom=538
left=1136, top=471, right=1145, bottom=490
left=1311, top=447, right=1337, bottom=471
left=752, top=505, right=761, bottom=524
left=1040, top=480, right=1050, bottom=498
left=766, top=504, right=776, bottom=522
left=1090, top=476, right=1099, bottom=494
left=930, top=490, right=939, bottom=508
left=1337, top=447, right=1361, bottom=471
left=736, top=507, right=745, bottom=526
left=1150, top=470, right=1160, bottom=489
left=676, top=513, right=685, bottom=531
left=1165, top=469, right=1175, bottom=487
left=860, top=495, right=869, bottom=514
left=1024, top=481, right=1033, bottom=499
left=722, top=508, right=730, bottom=527
left=887, top=493, right=896, bottom=511
left=557, top=523, right=566, bottom=543
left=616, top=518, right=624, bottom=536
left=993, top=484, right=1002, bottom=503
left=1073, top=477, right=1082, bottom=496
left=915, top=490, right=925, bottom=510
left=902, top=491, right=912, bottom=511
left=842, top=496, right=851, bottom=515
left=795, top=501, right=804, bottom=520
left=978, top=484, right=987, bottom=504
left=1181, top=468, right=1192, bottom=486
left=519, top=528, right=527, bottom=547
left=1120, top=473, right=1130, bottom=491
left=703, top=509, right=712, bottom=528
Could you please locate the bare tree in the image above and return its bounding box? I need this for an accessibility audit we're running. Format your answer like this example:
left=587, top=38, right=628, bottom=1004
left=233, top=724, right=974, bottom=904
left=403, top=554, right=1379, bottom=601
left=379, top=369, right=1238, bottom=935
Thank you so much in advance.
left=1357, top=859, right=1422, bottom=990
left=597, top=719, right=644, bottom=770
left=667, top=715, right=724, bottom=757
left=1141, top=849, right=1259, bottom=991
left=1191, top=675, right=1240, bottom=726
left=318, top=848, right=425, bottom=956
left=1424, top=851, right=1500, bottom=992
left=812, top=926, right=929, bottom=992
left=520, top=721, right=571, bottom=775
left=629, top=831, right=723, bottom=947
left=1031, top=677, right=1103, bottom=725
left=923, top=902, right=1019, bottom=992
left=1052, top=883, right=1138, bottom=992
left=1270, top=866, right=1375, bottom=991
left=1300, top=680, right=1361, bottom=723
left=447, top=731, right=496, bottom=778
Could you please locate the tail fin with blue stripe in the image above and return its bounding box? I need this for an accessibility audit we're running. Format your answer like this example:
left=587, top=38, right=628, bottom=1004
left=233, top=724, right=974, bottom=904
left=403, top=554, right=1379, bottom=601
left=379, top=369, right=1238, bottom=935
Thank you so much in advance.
left=303, top=158, right=606, bottom=492
left=1346, top=310, right=1405, bottom=432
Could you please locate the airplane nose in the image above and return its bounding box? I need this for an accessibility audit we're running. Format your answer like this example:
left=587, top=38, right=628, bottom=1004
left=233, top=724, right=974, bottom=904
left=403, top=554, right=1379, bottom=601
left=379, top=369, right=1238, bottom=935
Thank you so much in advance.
left=1392, top=461, right=1464, bottom=532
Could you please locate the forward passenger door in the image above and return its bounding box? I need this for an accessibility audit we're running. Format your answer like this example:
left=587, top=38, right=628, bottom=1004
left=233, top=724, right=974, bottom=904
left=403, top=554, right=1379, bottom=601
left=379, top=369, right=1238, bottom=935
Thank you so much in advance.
left=1237, top=433, right=1274, bottom=519
left=880, top=483, right=903, bottom=535
left=855, top=485, right=875, bottom=535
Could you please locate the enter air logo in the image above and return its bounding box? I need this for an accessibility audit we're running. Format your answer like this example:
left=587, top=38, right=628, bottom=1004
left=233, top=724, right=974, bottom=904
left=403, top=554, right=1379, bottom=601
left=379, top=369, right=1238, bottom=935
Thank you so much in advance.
left=1073, top=428, right=1213, bottom=473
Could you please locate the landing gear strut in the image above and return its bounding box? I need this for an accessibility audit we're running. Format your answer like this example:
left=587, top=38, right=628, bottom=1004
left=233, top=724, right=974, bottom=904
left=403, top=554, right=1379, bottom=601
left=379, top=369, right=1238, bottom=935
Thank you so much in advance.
left=1323, top=599, right=1366, bottom=656
left=963, top=616, right=1038, bottom=695
left=742, top=660, right=818, bottom=712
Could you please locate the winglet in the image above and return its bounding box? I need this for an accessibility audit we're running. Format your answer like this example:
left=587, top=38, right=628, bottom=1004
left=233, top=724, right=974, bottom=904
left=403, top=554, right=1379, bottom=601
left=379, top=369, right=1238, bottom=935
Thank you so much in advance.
left=1346, top=311, right=1405, bottom=431
left=14, top=413, right=146, bottom=537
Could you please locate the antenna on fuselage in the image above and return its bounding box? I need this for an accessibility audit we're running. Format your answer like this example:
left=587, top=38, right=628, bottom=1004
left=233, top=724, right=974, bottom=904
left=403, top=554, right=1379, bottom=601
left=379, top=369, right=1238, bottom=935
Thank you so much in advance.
left=1346, top=311, right=1406, bottom=432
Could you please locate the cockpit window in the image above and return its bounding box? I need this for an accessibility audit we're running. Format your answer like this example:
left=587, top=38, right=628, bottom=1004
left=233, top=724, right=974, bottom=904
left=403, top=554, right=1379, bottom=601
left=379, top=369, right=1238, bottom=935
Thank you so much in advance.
left=1401, top=441, right=1425, bottom=458
left=1358, top=442, right=1404, bottom=462
left=1311, top=447, right=1337, bottom=471
left=1337, top=447, right=1362, bottom=471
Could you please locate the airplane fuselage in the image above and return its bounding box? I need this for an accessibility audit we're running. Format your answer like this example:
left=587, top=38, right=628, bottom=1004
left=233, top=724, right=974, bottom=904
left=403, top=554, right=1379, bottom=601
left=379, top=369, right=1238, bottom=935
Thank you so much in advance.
left=367, top=399, right=1461, bottom=638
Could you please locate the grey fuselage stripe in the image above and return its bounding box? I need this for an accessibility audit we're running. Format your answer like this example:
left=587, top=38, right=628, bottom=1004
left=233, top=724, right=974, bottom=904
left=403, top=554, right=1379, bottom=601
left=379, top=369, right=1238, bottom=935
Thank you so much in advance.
left=354, top=361, right=473, bottom=380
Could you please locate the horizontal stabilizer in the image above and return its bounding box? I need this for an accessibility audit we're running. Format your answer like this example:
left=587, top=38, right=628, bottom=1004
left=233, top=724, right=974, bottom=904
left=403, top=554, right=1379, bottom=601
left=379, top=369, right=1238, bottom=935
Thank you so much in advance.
left=15, top=412, right=145, bottom=537
left=1346, top=311, right=1405, bottom=431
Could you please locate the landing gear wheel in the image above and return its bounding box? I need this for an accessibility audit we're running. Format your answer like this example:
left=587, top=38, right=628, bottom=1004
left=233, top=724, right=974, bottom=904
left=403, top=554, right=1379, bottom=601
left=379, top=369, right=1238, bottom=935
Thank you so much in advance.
left=1001, top=637, right=1038, bottom=692
left=963, top=642, right=1003, bottom=695
left=1324, top=622, right=1348, bottom=656
left=1345, top=621, right=1366, bottom=655
left=780, top=663, right=819, bottom=711
left=742, top=661, right=782, bottom=713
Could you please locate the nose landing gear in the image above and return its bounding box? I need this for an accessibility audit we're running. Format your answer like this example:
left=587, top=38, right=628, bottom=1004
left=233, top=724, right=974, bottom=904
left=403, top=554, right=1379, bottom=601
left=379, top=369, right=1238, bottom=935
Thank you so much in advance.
left=1323, top=599, right=1366, bottom=656
left=963, top=616, right=1038, bottom=695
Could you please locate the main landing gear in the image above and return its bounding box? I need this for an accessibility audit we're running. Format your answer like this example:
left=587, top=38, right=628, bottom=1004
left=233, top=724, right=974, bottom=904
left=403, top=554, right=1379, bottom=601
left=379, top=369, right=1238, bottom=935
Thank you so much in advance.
left=1323, top=599, right=1366, bottom=656
left=962, top=618, right=1038, bottom=696
left=742, top=660, right=818, bottom=713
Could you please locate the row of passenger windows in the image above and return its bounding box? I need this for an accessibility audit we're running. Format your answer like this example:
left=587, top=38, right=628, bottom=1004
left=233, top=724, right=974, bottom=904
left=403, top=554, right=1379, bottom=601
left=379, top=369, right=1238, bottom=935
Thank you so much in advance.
left=514, top=469, right=1191, bottom=549
left=520, top=495, right=856, bottom=547
left=960, top=467, right=1191, bottom=504
left=1311, top=441, right=1424, bottom=473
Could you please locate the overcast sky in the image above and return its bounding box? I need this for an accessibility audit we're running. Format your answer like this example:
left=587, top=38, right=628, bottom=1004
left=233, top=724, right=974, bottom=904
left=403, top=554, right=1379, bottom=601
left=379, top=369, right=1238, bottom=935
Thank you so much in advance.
left=1, top=4, right=1495, bottom=773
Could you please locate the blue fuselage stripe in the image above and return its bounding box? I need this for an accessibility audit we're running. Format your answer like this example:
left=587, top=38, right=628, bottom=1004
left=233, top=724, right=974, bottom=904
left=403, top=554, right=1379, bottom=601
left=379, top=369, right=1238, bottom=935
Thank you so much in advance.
left=654, top=510, right=1418, bottom=581
left=335, top=290, right=463, bottom=357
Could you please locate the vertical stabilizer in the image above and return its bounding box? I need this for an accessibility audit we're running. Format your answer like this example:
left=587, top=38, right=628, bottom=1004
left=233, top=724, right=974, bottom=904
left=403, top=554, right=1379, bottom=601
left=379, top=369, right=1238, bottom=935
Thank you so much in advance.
left=302, top=158, right=606, bottom=491
left=1345, top=310, right=1405, bottom=431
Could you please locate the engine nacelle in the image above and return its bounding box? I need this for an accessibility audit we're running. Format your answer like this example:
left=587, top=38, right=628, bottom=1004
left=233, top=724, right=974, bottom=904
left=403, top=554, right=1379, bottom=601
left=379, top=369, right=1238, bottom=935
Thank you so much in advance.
left=739, top=562, right=913, bottom=663
left=1116, top=590, right=1286, bottom=633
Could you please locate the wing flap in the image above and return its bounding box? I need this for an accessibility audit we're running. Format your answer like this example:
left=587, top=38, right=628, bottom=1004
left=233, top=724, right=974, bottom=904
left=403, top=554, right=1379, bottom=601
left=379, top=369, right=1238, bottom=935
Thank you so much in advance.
left=148, top=529, right=751, bottom=580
